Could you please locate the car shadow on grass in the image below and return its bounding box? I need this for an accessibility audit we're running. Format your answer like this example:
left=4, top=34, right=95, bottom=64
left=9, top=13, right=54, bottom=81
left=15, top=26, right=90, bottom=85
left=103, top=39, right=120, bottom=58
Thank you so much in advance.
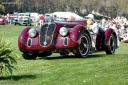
left=38, top=54, right=107, bottom=60
left=0, top=74, right=36, bottom=81
left=38, top=55, right=77, bottom=60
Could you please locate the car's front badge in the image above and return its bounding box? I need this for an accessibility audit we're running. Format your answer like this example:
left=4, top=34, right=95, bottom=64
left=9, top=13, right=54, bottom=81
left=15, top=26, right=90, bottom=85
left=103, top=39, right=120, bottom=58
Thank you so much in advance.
left=43, top=41, right=47, bottom=45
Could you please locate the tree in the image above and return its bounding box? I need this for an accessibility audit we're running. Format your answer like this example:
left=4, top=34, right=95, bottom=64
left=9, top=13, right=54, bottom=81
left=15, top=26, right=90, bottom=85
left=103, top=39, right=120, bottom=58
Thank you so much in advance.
left=1, top=0, right=128, bottom=17
left=0, top=4, right=5, bottom=14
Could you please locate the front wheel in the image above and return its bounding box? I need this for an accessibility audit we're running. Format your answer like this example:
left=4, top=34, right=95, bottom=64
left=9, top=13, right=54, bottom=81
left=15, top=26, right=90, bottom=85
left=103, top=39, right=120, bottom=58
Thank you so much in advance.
left=22, top=52, right=37, bottom=60
left=105, top=34, right=116, bottom=54
left=74, top=34, right=91, bottom=57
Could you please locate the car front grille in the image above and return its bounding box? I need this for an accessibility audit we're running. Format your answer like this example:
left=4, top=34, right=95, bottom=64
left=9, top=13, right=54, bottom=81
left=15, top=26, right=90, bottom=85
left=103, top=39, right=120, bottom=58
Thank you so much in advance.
left=40, top=23, right=56, bottom=46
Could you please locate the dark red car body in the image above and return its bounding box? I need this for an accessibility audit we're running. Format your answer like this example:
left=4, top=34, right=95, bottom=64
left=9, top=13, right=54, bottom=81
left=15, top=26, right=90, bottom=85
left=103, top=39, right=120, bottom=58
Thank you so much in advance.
left=18, top=19, right=118, bottom=59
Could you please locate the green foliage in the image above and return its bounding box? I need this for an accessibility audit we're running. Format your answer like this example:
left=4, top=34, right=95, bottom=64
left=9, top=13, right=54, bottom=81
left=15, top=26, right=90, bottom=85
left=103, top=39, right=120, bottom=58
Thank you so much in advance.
left=0, top=35, right=17, bottom=77
left=1, top=0, right=128, bottom=16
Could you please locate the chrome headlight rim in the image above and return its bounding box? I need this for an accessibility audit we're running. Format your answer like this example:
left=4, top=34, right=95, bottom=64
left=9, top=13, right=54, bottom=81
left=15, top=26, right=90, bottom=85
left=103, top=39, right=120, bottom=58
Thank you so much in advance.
left=28, top=28, right=37, bottom=38
left=59, top=27, right=68, bottom=37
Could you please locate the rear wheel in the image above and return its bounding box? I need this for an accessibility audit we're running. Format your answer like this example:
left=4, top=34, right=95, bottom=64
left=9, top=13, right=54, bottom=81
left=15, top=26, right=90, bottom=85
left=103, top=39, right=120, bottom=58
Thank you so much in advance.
left=105, top=34, right=116, bottom=54
left=75, top=34, right=91, bottom=57
left=22, top=52, right=37, bottom=60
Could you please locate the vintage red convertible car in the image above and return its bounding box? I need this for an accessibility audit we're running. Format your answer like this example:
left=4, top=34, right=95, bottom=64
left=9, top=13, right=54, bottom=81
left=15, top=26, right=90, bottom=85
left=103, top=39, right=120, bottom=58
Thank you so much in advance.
left=18, top=16, right=118, bottom=59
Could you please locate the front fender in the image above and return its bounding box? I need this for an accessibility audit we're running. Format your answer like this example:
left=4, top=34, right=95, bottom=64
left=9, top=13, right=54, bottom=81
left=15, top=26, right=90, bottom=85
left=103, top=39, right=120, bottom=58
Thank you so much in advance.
left=105, top=28, right=117, bottom=46
left=55, top=25, right=85, bottom=49
left=18, top=27, right=30, bottom=51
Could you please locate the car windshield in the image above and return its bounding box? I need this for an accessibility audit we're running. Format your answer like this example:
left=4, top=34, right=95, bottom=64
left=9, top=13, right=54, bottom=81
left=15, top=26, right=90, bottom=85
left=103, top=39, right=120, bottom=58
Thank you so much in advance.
left=44, top=15, right=54, bottom=23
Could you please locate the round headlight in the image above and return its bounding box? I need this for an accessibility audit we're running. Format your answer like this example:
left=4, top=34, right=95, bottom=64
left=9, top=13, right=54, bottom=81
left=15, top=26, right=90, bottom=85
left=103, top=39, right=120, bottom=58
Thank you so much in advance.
left=59, top=27, right=68, bottom=37
left=28, top=28, right=37, bottom=38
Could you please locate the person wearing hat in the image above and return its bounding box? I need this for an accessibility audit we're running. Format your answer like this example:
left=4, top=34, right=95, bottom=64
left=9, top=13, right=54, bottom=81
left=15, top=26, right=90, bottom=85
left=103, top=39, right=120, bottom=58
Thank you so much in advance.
left=86, top=14, right=94, bottom=30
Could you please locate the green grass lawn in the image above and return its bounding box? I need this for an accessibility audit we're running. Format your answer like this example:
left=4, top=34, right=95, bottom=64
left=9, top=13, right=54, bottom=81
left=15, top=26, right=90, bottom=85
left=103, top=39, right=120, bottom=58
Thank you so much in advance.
left=0, top=25, right=128, bottom=85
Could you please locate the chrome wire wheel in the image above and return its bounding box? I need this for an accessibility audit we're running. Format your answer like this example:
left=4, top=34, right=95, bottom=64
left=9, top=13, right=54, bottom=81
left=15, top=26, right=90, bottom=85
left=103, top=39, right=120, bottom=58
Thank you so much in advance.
left=75, top=34, right=91, bottom=57
left=79, top=36, right=89, bottom=56
left=105, top=34, right=116, bottom=54
left=109, top=35, right=116, bottom=53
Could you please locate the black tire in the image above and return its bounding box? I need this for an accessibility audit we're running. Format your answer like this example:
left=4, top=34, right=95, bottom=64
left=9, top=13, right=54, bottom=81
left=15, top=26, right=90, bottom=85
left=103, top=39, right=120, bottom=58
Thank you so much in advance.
left=22, top=52, right=37, bottom=60
left=105, top=33, right=116, bottom=54
left=75, top=34, right=91, bottom=57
